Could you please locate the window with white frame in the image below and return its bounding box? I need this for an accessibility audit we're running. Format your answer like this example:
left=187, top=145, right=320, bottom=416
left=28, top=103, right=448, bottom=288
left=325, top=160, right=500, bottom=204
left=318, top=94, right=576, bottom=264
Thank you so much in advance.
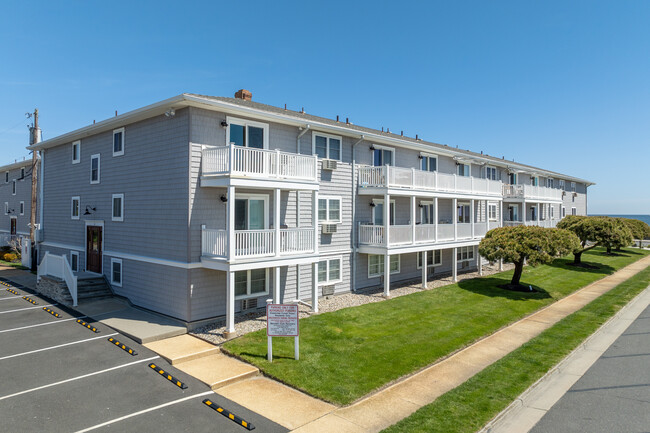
left=508, top=172, right=517, bottom=185
left=531, top=176, right=538, bottom=186
left=571, top=207, right=577, bottom=216
left=488, top=203, right=498, bottom=221
left=71, top=197, right=80, bottom=220
left=457, top=163, right=470, bottom=177
left=457, top=202, right=471, bottom=223
left=72, top=140, right=81, bottom=164
left=547, top=178, right=554, bottom=188
left=4, top=202, right=8, bottom=215
left=417, top=250, right=442, bottom=269
left=113, top=128, right=125, bottom=156
left=420, top=201, right=435, bottom=225
left=485, top=166, right=498, bottom=180
left=571, top=182, right=576, bottom=192
left=112, top=194, right=124, bottom=222
left=19, top=201, right=24, bottom=215
left=457, top=246, right=475, bottom=261
left=110, top=258, right=122, bottom=287
left=318, top=197, right=341, bottom=223
left=12, top=180, right=16, bottom=195
left=90, top=154, right=100, bottom=184
left=313, top=133, right=341, bottom=160
left=318, top=257, right=342, bottom=285
left=20, top=167, right=25, bottom=180
left=550, top=206, right=555, bottom=219
left=372, top=199, right=395, bottom=226
left=4, top=172, right=7, bottom=183
left=234, top=269, right=268, bottom=299
left=559, top=179, right=565, bottom=189
left=70, top=251, right=79, bottom=272
left=227, top=117, right=269, bottom=149
left=372, top=145, right=394, bottom=167
left=562, top=206, right=566, bottom=218
left=420, top=154, right=437, bottom=172
left=368, top=254, right=400, bottom=278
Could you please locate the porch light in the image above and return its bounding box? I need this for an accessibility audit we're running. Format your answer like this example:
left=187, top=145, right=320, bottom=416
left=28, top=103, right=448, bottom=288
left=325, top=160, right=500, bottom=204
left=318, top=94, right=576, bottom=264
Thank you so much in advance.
left=220, top=121, right=228, bottom=128
left=369, top=145, right=375, bottom=151
left=418, top=155, right=423, bottom=159
left=220, top=195, right=228, bottom=203
left=418, top=203, right=424, bottom=208
left=369, top=202, right=376, bottom=207
left=83, top=205, right=96, bottom=215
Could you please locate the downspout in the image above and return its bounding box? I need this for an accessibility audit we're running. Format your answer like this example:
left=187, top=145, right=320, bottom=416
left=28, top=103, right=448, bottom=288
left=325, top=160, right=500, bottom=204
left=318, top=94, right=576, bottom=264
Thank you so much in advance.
left=351, top=135, right=365, bottom=292
left=295, top=124, right=310, bottom=301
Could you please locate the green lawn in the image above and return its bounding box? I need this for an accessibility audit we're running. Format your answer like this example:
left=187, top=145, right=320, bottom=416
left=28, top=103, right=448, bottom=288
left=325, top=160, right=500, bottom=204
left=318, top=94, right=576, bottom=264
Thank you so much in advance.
left=381, top=263, right=650, bottom=433
left=0, top=259, right=28, bottom=270
left=223, top=248, right=649, bottom=405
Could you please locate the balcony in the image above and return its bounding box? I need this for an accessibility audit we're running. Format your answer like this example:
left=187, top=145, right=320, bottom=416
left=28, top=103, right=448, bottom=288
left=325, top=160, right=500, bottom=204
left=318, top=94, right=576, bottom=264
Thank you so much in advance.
left=358, top=222, right=489, bottom=248
left=201, top=145, right=318, bottom=188
left=358, top=165, right=503, bottom=197
left=503, top=220, right=559, bottom=228
left=202, top=227, right=316, bottom=261
left=502, top=184, right=563, bottom=202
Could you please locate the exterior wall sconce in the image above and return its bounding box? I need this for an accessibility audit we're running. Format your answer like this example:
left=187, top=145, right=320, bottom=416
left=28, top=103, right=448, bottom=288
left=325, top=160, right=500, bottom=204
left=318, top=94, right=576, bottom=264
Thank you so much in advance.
left=83, top=206, right=96, bottom=215
left=220, top=195, right=228, bottom=203
left=418, top=203, right=424, bottom=208
left=369, top=145, right=376, bottom=151
left=220, top=121, right=228, bottom=128
left=369, top=202, right=376, bottom=207
left=418, top=155, right=423, bottom=159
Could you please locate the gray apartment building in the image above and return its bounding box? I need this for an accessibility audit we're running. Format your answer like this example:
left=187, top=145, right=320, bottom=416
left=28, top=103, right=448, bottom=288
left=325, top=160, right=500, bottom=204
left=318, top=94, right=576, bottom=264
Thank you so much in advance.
left=28, top=91, right=592, bottom=334
left=1, top=158, right=38, bottom=247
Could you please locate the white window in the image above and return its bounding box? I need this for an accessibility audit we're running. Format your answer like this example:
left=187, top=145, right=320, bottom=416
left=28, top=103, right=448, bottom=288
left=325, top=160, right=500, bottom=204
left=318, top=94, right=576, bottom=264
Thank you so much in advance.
left=234, top=194, right=269, bottom=230
left=71, top=197, right=80, bottom=220
left=227, top=117, right=269, bottom=149
left=420, top=201, right=435, bottom=225
left=457, top=163, right=470, bottom=177
left=417, top=250, right=442, bottom=269
left=420, top=153, right=437, bottom=172
left=20, top=167, right=25, bottom=180
left=90, top=154, right=100, bottom=184
left=113, top=128, right=125, bottom=156
left=368, top=254, right=400, bottom=278
left=457, top=246, right=475, bottom=261
left=12, top=180, right=16, bottom=195
left=485, top=166, right=498, bottom=180
left=318, top=197, right=341, bottom=223
left=559, top=179, right=565, bottom=190
left=571, top=207, right=577, bottom=216
left=508, top=172, right=517, bottom=185
left=372, top=199, right=395, bottom=226
left=313, top=133, right=342, bottom=160
left=234, top=269, right=268, bottom=299
left=72, top=140, right=81, bottom=164
left=19, top=201, right=24, bottom=215
left=112, top=194, right=124, bottom=222
left=488, top=203, right=498, bottom=221
left=372, top=145, right=394, bottom=167
left=4, top=172, right=7, bottom=183
left=531, top=176, right=538, bottom=186
left=571, top=182, right=576, bottom=192
left=4, top=202, right=8, bottom=215
left=547, top=178, right=554, bottom=188
left=457, top=202, right=471, bottom=223
left=70, top=251, right=79, bottom=272
left=550, top=206, right=555, bottom=219
left=110, top=258, right=123, bottom=287
left=562, top=206, right=566, bottom=218
left=318, top=257, right=342, bottom=285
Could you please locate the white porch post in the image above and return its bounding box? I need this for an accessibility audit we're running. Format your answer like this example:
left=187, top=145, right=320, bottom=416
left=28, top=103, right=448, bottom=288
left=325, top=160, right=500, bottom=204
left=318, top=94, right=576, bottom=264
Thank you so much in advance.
left=453, top=198, right=458, bottom=240
left=471, top=199, right=475, bottom=238
left=421, top=250, right=428, bottom=288
left=384, top=253, right=391, bottom=297
left=225, top=270, right=236, bottom=337
left=452, top=247, right=458, bottom=283
left=274, top=188, right=281, bottom=256
left=434, top=197, right=438, bottom=242
left=274, top=266, right=281, bottom=303
left=384, top=192, right=390, bottom=247
left=313, top=190, right=319, bottom=254
left=227, top=186, right=235, bottom=261
left=499, top=258, right=504, bottom=271
left=478, top=246, right=483, bottom=276
left=410, top=196, right=416, bottom=245
left=500, top=201, right=504, bottom=227
left=312, top=262, right=319, bottom=313
left=537, top=202, right=540, bottom=226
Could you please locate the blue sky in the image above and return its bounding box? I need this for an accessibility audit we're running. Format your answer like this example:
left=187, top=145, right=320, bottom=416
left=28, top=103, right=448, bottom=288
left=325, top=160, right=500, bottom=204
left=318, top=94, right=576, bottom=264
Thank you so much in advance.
left=1, top=1, right=648, bottom=213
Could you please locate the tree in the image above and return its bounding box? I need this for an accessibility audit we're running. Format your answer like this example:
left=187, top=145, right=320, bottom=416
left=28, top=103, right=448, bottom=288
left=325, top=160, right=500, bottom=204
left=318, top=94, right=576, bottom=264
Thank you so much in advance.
left=620, top=218, right=650, bottom=246
left=479, top=226, right=580, bottom=288
left=557, top=215, right=621, bottom=264
left=602, top=218, right=633, bottom=253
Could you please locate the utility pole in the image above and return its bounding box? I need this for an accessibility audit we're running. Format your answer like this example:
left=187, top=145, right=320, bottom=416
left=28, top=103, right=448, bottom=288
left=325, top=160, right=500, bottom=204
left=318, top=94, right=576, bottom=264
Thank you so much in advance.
left=29, top=109, right=41, bottom=243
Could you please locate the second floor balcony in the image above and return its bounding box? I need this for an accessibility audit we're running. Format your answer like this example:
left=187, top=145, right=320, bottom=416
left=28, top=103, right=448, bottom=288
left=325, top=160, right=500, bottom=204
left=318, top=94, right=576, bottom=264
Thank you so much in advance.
left=502, top=184, right=563, bottom=202
left=358, top=221, right=494, bottom=248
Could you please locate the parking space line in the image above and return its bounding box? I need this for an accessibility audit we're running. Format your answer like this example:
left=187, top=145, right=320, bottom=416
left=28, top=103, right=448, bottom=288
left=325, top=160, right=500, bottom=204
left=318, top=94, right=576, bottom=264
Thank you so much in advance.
left=0, top=356, right=160, bottom=401
left=0, top=332, right=119, bottom=361
left=0, top=295, right=27, bottom=301
left=0, top=316, right=87, bottom=334
left=0, top=304, right=56, bottom=314
left=73, top=391, right=214, bottom=433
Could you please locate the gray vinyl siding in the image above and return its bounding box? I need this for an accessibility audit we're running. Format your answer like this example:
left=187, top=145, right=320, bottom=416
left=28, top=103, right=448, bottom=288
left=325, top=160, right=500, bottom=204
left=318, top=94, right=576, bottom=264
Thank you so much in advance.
left=0, top=163, right=38, bottom=239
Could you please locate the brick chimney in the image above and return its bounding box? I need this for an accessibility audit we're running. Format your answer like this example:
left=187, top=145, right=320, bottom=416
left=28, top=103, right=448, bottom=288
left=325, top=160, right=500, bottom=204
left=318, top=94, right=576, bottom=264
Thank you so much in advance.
left=234, top=89, right=252, bottom=101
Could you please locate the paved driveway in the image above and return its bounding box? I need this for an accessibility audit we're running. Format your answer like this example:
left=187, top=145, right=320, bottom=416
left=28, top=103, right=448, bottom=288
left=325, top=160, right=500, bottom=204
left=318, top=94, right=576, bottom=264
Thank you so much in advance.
left=0, top=277, right=287, bottom=433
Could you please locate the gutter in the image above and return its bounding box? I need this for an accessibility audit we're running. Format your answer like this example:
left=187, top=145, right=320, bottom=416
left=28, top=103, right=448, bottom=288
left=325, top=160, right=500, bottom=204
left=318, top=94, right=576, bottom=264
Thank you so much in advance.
left=351, top=135, right=364, bottom=292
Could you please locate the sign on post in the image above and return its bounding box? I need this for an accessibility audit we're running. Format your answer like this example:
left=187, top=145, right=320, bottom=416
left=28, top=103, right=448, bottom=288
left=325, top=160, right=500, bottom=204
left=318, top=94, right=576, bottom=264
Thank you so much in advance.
left=266, top=303, right=299, bottom=362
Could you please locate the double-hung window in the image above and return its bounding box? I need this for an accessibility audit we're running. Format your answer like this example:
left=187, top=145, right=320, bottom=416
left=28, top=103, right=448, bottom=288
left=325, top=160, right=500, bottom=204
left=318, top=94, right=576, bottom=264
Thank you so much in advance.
left=457, top=202, right=471, bottom=223
left=571, top=207, right=577, bottom=216
left=313, top=133, right=341, bottom=160
left=368, top=254, right=400, bottom=278
left=457, top=163, right=470, bottom=177
left=420, top=154, right=437, bottom=172
left=12, top=180, right=16, bottom=195
left=420, top=201, right=435, bottom=225
left=72, top=140, right=81, bottom=164
left=113, top=128, right=124, bottom=156
left=20, top=167, right=25, bottom=180
left=71, top=197, right=80, bottom=220
left=571, top=182, right=576, bottom=192
left=550, top=206, right=555, bottom=219
left=112, top=194, right=124, bottom=222
left=559, top=179, right=565, bottom=190
left=488, top=203, right=498, bottom=221
left=227, top=117, right=269, bottom=149
left=318, top=257, right=342, bottom=285
left=90, top=154, right=100, bottom=184
left=485, top=166, right=498, bottom=180
left=318, top=197, right=341, bottom=223
left=531, top=176, right=538, bottom=186
left=19, top=201, right=24, bottom=215
left=4, top=202, right=8, bottom=215
left=547, top=178, right=554, bottom=188
left=234, top=269, right=268, bottom=299
left=372, top=145, right=394, bottom=167
left=111, top=258, right=123, bottom=287
left=417, top=250, right=442, bottom=269
left=457, top=246, right=475, bottom=261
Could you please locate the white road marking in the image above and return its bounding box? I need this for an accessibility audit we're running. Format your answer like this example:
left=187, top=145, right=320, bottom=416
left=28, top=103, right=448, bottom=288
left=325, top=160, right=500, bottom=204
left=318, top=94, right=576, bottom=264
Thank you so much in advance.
left=0, top=356, right=160, bottom=401
left=0, top=332, right=119, bottom=361
left=0, top=295, right=27, bottom=301
left=0, top=316, right=87, bottom=334
left=0, top=303, right=56, bottom=314
left=74, top=391, right=215, bottom=432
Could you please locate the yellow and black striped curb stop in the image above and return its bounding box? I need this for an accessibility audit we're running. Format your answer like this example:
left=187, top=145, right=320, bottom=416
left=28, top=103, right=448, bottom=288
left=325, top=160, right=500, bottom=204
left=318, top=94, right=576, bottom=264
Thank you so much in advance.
left=43, top=307, right=61, bottom=318
left=22, top=296, right=38, bottom=305
left=148, top=363, right=188, bottom=389
left=202, top=399, right=255, bottom=430
left=107, top=337, right=138, bottom=356
left=76, top=319, right=100, bottom=333
left=6, top=288, right=20, bottom=295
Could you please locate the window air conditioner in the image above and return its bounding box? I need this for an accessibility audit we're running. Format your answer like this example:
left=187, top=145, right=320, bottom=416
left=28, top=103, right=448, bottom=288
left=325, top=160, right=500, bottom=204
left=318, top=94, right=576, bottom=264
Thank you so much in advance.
left=322, top=159, right=338, bottom=170
left=240, top=298, right=258, bottom=311
left=322, top=224, right=337, bottom=234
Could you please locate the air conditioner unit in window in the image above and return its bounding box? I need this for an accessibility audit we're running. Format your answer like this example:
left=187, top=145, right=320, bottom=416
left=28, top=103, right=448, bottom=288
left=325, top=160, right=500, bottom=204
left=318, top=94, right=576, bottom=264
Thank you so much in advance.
left=322, top=159, right=337, bottom=170
left=321, top=285, right=335, bottom=296
left=322, top=224, right=337, bottom=234
left=240, top=298, right=258, bottom=311
left=461, top=261, right=469, bottom=269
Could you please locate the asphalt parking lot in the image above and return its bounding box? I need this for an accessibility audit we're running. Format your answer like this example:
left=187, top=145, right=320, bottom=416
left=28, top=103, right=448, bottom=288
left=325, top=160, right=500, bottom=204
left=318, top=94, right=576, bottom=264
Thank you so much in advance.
left=0, top=277, right=287, bottom=433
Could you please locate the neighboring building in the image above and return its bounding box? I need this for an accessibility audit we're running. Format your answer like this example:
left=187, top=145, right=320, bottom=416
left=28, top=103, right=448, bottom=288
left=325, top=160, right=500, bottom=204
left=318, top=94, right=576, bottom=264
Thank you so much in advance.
left=0, top=158, right=38, bottom=247
left=28, top=91, right=593, bottom=333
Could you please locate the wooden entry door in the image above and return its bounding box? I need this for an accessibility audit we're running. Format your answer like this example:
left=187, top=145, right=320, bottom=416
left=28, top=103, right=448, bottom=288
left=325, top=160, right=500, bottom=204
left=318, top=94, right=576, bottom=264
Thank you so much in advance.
left=86, top=226, right=102, bottom=273
left=10, top=218, right=16, bottom=235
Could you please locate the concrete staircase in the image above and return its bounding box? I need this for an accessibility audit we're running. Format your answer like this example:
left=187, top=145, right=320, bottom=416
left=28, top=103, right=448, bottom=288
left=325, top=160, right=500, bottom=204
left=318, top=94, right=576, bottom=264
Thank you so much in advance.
left=55, top=274, right=113, bottom=305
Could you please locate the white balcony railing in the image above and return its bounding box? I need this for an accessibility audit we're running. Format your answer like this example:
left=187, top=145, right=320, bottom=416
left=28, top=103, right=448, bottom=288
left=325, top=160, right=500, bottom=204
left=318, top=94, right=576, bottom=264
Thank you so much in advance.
left=438, top=224, right=455, bottom=241
left=202, top=146, right=318, bottom=182
left=415, top=224, right=436, bottom=243
left=37, top=252, right=78, bottom=306
left=502, top=184, right=563, bottom=201
left=457, top=223, right=472, bottom=239
left=358, top=165, right=503, bottom=196
left=202, top=227, right=315, bottom=260
left=358, top=221, right=491, bottom=247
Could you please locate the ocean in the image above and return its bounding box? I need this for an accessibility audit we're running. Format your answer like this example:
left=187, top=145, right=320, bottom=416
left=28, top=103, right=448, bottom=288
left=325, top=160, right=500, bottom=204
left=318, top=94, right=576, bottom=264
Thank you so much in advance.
left=589, top=214, right=650, bottom=225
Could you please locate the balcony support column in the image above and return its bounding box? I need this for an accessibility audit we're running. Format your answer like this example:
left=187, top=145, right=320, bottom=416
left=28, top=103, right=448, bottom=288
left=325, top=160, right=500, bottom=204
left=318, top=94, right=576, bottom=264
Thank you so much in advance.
left=274, top=188, right=281, bottom=256
left=452, top=247, right=458, bottom=283
left=453, top=198, right=458, bottom=241
left=384, top=192, right=390, bottom=247
left=274, top=266, right=281, bottom=303
left=227, top=186, right=235, bottom=261
left=312, top=262, right=319, bottom=313
left=313, top=190, right=319, bottom=255
left=478, top=246, right=483, bottom=276
left=537, top=202, right=540, bottom=226
left=225, top=270, right=236, bottom=338
left=499, top=258, right=504, bottom=271
left=421, top=250, right=428, bottom=288
left=384, top=253, right=391, bottom=297
left=471, top=199, right=475, bottom=238
left=434, top=197, right=438, bottom=242
left=410, top=196, right=416, bottom=244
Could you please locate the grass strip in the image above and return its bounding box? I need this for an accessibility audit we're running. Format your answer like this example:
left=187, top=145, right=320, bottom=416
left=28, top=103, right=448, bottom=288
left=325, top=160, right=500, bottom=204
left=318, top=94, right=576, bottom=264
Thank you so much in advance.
left=0, top=260, right=29, bottom=270
left=223, top=248, right=648, bottom=405
left=381, top=264, right=650, bottom=433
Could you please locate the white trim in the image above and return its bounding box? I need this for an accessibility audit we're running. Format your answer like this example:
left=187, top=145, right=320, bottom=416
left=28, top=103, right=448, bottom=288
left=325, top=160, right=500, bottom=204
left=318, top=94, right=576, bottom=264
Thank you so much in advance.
left=317, top=256, right=342, bottom=285
left=19, top=201, right=24, bottom=216
left=19, top=167, right=25, bottom=181
left=111, top=194, right=124, bottom=222
left=457, top=162, right=471, bottom=177
left=4, top=171, right=7, bottom=183
left=571, top=207, right=577, bottom=216
left=419, top=153, right=438, bottom=172
left=84, top=220, right=104, bottom=273
left=372, top=199, right=396, bottom=225
left=234, top=268, right=269, bottom=300
left=561, top=206, right=566, bottom=218
left=371, top=144, right=395, bottom=167
left=312, top=132, right=342, bottom=160
left=226, top=116, right=269, bottom=149
left=235, top=193, right=269, bottom=229
left=368, top=254, right=400, bottom=278
left=90, top=154, right=100, bottom=184
left=318, top=196, right=342, bottom=224
left=485, top=165, right=498, bottom=181
left=71, top=196, right=80, bottom=220
left=110, top=258, right=123, bottom=287
left=72, top=140, right=81, bottom=164
left=456, top=246, right=475, bottom=262
left=112, top=127, right=125, bottom=157
left=416, top=250, right=442, bottom=269
left=70, top=251, right=79, bottom=272
left=488, top=203, right=498, bottom=221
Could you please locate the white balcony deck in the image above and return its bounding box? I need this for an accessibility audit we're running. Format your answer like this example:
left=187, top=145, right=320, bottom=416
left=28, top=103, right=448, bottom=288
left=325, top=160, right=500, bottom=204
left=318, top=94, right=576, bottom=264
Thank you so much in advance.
left=201, top=145, right=318, bottom=188
left=503, top=220, right=559, bottom=228
left=358, top=165, right=503, bottom=197
left=202, top=227, right=316, bottom=261
left=358, top=221, right=489, bottom=249
left=502, top=184, right=563, bottom=202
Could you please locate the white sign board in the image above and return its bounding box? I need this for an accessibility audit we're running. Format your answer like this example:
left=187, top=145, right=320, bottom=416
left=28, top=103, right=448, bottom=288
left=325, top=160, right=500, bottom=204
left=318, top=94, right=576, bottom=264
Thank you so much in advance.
left=266, top=304, right=299, bottom=337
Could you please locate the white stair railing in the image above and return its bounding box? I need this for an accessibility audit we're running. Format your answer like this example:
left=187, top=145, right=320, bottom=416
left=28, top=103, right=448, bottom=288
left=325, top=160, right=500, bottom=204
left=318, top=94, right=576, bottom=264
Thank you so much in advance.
left=38, top=252, right=78, bottom=306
